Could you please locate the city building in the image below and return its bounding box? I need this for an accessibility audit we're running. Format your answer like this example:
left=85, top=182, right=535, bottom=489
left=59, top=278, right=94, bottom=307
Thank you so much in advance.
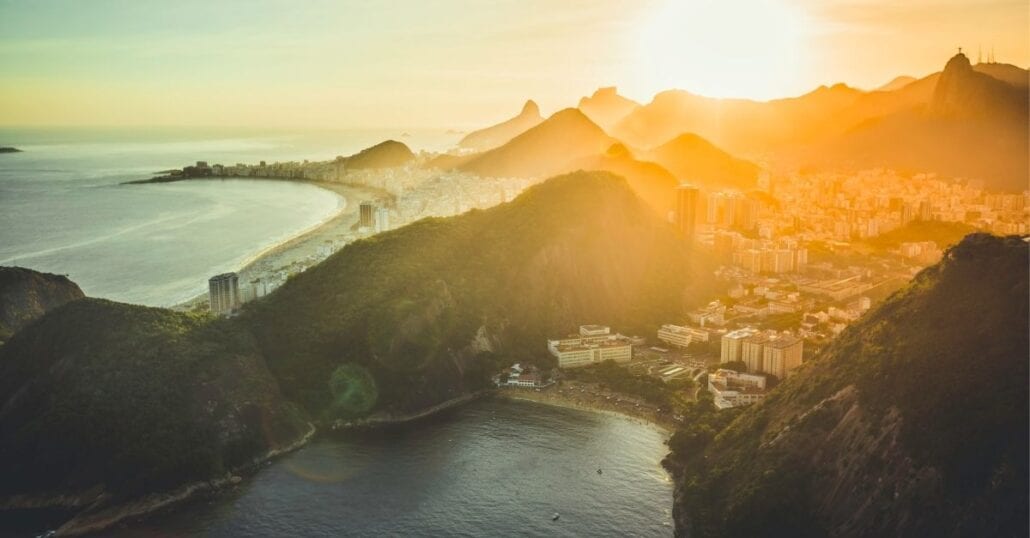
left=720, top=327, right=757, bottom=363
left=375, top=207, right=390, bottom=233
left=547, top=325, right=633, bottom=368
left=708, top=369, right=768, bottom=409
left=762, top=335, right=804, bottom=378
left=359, top=202, right=374, bottom=229
left=494, top=363, right=550, bottom=388
left=741, top=333, right=771, bottom=373
left=208, top=272, right=240, bottom=316
left=657, top=324, right=710, bottom=348
left=676, top=185, right=700, bottom=240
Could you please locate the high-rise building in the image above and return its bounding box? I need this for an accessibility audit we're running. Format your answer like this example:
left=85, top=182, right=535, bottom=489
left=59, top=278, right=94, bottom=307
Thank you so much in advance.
left=359, top=202, right=374, bottom=229
left=676, top=185, right=699, bottom=240
left=741, top=333, right=771, bottom=373
left=762, top=336, right=804, bottom=378
left=375, top=207, right=390, bottom=233
left=720, top=327, right=757, bottom=363
left=208, top=272, right=240, bottom=316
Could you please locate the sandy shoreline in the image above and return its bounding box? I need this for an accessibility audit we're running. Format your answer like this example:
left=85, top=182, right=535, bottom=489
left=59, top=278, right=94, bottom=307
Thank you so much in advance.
left=494, top=387, right=676, bottom=435
left=166, top=178, right=388, bottom=311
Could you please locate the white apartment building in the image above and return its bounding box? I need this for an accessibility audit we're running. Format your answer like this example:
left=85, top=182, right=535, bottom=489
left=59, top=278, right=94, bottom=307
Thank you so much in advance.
left=720, top=327, right=757, bottom=363
left=708, top=369, right=768, bottom=409
left=548, top=325, right=633, bottom=368
left=657, top=324, right=710, bottom=348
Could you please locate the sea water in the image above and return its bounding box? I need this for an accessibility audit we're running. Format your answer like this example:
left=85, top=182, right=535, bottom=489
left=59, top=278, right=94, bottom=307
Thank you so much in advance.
left=112, top=398, right=674, bottom=537
left=0, top=127, right=456, bottom=306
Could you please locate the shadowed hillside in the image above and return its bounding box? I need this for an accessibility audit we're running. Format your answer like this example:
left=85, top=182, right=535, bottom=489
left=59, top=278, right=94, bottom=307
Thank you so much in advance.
left=244, top=171, right=713, bottom=416
left=569, top=143, right=679, bottom=216
left=0, top=266, right=84, bottom=342
left=0, top=300, right=309, bottom=506
left=664, top=233, right=1029, bottom=537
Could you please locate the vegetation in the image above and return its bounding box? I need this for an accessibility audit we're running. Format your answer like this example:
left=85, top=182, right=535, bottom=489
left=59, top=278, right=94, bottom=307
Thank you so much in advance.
left=664, top=234, right=1029, bottom=537
left=243, top=171, right=714, bottom=415
left=0, top=266, right=84, bottom=342
left=0, top=299, right=309, bottom=501
left=0, top=172, right=714, bottom=505
left=862, top=219, right=978, bottom=251
left=564, top=360, right=687, bottom=409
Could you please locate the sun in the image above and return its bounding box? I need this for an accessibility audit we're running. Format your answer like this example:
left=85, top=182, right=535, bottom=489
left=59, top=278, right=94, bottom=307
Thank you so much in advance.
left=629, top=0, right=812, bottom=101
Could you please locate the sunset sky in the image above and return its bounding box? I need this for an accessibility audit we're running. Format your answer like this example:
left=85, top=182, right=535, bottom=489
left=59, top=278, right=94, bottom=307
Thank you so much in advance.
left=1, top=0, right=1027, bottom=129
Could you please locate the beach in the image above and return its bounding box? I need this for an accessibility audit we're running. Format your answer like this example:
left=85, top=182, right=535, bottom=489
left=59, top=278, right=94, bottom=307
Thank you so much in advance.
left=172, top=179, right=388, bottom=311
left=495, top=382, right=680, bottom=433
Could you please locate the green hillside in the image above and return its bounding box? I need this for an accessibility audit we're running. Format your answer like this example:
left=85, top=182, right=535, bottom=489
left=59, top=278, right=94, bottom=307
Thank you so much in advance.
left=243, top=171, right=713, bottom=417
left=863, top=219, right=978, bottom=250
left=0, top=299, right=309, bottom=501
left=665, top=234, right=1028, bottom=537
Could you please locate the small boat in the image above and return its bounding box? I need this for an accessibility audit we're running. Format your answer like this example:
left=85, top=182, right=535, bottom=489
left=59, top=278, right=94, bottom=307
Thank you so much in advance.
left=552, top=512, right=560, bottom=521
left=597, top=468, right=603, bottom=475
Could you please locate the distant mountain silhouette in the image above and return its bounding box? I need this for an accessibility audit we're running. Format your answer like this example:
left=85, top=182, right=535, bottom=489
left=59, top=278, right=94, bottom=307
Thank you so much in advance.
left=340, top=140, right=415, bottom=170
left=931, top=53, right=1026, bottom=118
left=614, top=82, right=869, bottom=152
left=458, top=100, right=543, bottom=152
left=815, top=52, right=1029, bottom=191
left=614, top=52, right=1028, bottom=190
left=570, top=143, right=679, bottom=216
left=459, top=108, right=616, bottom=179
left=577, top=87, right=641, bottom=132
left=973, top=61, right=1030, bottom=88
left=876, top=75, right=917, bottom=92
left=646, top=133, right=760, bottom=192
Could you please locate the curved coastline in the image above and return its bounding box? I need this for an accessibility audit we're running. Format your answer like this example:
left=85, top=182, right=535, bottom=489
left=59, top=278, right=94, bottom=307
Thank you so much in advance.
left=494, top=389, right=675, bottom=435
left=135, top=177, right=388, bottom=310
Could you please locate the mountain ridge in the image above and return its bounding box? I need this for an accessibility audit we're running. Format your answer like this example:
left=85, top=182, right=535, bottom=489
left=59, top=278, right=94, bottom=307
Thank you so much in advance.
left=665, top=233, right=1029, bottom=537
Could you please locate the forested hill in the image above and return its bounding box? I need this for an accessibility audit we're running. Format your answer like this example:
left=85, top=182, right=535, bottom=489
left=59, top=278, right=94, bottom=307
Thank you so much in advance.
left=243, top=171, right=715, bottom=417
left=664, top=233, right=1029, bottom=537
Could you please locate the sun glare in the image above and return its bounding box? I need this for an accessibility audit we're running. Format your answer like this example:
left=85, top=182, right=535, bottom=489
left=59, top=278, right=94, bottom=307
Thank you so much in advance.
left=631, top=0, right=811, bottom=101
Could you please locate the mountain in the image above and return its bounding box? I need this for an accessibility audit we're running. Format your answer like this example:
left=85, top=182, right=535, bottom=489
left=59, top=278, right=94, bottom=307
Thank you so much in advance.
left=458, top=108, right=616, bottom=179
left=0, top=266, right=84, bottom=342
left=339, top=140, right=414, bottom=170
left=612, top=54, right=1028, bottom=190
left=613, top=83, right=867, bottom=152
left=816, top=53, right=1029, bottom=191
left=974, top=62, right=1030, bottom=89
left=646, top=133, right=761, bottom=191
left=243, top=171, right=712, bottom=415
left=0, top=172, right=713, bottom=533
left=569, top=143, right=680, bottom=216
left=876, top=75, right=917, bottom=92
left=931, top=53, right=1026, bottom=118
left=458, top=100, right=544, bottom=152
left=578, top=87, right=641, bottom=132
left=0, top=299, right=310, bottom=531
left=664, top=233, right=1028, bottom=537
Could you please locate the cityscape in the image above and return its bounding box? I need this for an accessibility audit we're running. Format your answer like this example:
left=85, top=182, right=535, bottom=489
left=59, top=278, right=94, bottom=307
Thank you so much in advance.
left=0, top=1, right=1027, bottom=537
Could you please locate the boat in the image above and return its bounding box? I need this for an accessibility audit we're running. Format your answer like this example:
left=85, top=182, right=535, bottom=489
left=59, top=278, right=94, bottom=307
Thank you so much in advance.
left=597, top=468, right=603, bottom=475
left=552, top=512, right=560, bottom=521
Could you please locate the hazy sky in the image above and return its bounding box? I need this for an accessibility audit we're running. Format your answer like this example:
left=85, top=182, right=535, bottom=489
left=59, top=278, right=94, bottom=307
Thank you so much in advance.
left=0, top=0, right=1026, bottom=128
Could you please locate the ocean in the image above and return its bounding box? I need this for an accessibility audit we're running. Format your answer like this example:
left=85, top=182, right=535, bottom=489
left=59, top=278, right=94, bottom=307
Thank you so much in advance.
left=0, top=126, right=457, bottom=306
left=111, top=398, right=674, bottom=537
